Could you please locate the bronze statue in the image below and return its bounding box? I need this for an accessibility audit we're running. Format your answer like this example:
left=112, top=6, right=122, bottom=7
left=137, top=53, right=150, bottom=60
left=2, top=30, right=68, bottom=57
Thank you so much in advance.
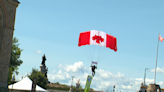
left=41, top=54, right=48, bottom=78
left=41, top=54, right=46, bottom=65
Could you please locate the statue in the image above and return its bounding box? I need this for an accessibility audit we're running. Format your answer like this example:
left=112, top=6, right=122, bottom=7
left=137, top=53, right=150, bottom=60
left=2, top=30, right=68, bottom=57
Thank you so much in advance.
left=40, top=54, right=48, bottom=78
left=41, top=54, right=46, bottom=66
left=40, top=54, right=50, bottom=83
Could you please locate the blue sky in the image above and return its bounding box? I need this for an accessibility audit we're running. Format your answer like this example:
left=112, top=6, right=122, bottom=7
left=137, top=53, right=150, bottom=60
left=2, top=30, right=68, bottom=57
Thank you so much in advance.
left=13, top=0, right=164, bottom=92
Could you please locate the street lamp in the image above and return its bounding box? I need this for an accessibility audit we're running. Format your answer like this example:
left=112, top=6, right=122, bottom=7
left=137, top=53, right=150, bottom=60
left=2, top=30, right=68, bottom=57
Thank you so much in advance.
left=76, top=78, right=80, bottom=92
left=113, top=84, right=115, bottom=92
left=71, top=75, right=74, bottom=87
left=144, top=68, right=149, bottom=85
left=70, top=75, right=74, bottom=92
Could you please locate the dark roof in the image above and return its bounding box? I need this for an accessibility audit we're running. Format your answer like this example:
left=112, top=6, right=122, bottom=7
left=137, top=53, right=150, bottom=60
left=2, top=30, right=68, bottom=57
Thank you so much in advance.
left=13, top=0, right=20, bottom=3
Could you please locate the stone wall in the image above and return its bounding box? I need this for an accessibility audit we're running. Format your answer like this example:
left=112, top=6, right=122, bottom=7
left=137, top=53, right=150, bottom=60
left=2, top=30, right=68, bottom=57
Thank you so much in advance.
left=47, top=89, right=69, bottom=92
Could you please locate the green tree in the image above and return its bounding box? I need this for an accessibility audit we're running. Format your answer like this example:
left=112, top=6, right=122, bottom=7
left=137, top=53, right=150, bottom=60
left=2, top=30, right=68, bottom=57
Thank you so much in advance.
left=8, top=37, right=23, bottom=84
left=55, top=82, right=60, bottom=85
left=28, top=68, right=48, bottom=89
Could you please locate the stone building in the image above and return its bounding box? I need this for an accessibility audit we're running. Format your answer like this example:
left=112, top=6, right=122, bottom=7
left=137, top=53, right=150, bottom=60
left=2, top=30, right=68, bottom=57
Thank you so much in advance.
left=0, top=0, right=19, bottom=91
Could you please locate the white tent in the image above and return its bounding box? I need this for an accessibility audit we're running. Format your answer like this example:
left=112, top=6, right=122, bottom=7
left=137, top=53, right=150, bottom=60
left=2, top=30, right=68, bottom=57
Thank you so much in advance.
left=8, top=77, right=49, bottom=92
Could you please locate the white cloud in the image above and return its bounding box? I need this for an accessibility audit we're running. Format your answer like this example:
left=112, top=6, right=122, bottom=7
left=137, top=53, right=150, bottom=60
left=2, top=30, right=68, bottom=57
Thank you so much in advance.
left=151, top=67, right=164, bottom=74
left=96, top=69, right=125, bottom=80
left=48, top=70, right=71, bottom=83
left=159, top=81, right=164, bottom=85
left=16, top=62, right=164, bottom=92
left=48, top=61, right=145, bottom=91
left=145, top=78, right=154, bottom=84
left=58, top=62, right=87, bottom=74
left=53, top=70, right=56, bottom=74
left=36, top=50, right=42, bottom=54
left=122, top=85, right=132, bottom=90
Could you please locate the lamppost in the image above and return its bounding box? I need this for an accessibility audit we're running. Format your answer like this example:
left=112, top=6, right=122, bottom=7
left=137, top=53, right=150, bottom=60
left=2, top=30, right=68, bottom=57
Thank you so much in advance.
left=70, top=75, right=74, bottom=92
left=113, top=84, right=115, bottom=92
left=76, top=78, right=80, bottom=92
left=71, top=75, right=74, bottom=86
left=144, top=68, right=149, bottom=85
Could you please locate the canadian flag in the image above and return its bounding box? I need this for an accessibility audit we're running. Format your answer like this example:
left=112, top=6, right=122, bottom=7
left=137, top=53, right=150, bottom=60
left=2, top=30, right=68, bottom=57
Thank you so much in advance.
left=78, top=30, right=117, bottom=52
left=159, top=34, right=164, bottom=42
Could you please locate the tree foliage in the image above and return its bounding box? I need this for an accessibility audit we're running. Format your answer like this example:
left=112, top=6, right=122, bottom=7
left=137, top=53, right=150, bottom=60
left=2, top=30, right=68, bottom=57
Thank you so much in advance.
left=8, top=37, right=23, bottom=84
left=28, top=68, right=48, bottom=89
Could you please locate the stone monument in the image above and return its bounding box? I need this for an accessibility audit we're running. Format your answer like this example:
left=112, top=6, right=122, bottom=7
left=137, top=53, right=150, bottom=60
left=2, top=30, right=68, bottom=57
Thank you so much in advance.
left=40, top=54, right=48, bottom=78
left=0, top=0, right=19, bottom=91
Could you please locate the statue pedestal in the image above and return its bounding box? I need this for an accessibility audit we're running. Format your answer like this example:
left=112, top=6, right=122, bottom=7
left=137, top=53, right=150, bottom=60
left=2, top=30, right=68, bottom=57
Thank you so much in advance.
left=40, top=64, right=44, bottom=73
left=40, top=64, right=46, bottom=73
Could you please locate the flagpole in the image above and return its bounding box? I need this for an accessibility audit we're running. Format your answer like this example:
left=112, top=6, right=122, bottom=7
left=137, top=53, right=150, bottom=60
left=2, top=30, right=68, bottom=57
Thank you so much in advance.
left=154, top=33, right=160, bottom=84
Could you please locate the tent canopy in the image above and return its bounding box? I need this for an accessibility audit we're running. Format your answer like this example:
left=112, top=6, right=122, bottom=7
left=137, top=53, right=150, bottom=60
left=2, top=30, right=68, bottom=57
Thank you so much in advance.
left=8, top=77, right=49, bottom=92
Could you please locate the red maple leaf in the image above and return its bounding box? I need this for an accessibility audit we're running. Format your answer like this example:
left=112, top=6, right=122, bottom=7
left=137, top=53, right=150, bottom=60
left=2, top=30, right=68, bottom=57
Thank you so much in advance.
left=92, top=35, right=104, bottom=44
